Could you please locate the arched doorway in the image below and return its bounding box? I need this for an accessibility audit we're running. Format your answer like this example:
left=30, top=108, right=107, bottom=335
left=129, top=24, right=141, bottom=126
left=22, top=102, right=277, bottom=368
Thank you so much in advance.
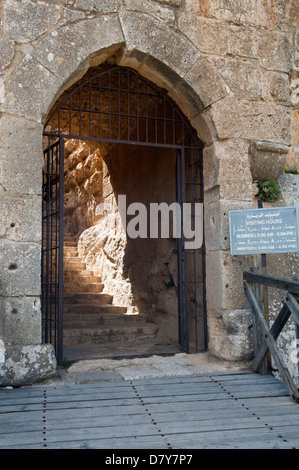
left=42, top=64, right=206, bottom=364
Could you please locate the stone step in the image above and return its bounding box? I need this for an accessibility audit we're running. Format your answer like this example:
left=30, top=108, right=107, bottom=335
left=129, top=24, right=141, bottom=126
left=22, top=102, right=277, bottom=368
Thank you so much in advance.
left=64, top=282, right=104, bottom=293
left=63, top=304, right=127, bottom=315
left=63, top=293, right=113, bottom=305
left=64, top=248, right=78, bottom=255
left=64, top=274, right=102, bottom=283
left=63, top=313, right=146, bottom=328
left=63, top=324, right=159, bottom=346
left=64, top=259, right=87, bottom=269
left=64, top=268, right=95, bottom=276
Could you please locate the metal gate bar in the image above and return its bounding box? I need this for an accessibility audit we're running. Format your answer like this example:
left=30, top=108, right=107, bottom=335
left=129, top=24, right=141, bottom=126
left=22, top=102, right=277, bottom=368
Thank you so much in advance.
left=42, top=137, right=64, bottom=364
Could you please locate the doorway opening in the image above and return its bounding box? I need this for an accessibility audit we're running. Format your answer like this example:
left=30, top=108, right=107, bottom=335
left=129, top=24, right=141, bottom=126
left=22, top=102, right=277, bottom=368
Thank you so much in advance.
left=41, top=63, right=206, bottom=364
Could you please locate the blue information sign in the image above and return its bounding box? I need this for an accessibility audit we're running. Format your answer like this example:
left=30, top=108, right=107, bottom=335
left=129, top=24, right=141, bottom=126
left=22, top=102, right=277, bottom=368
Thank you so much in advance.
left=229, top=206, right=299, bottom=255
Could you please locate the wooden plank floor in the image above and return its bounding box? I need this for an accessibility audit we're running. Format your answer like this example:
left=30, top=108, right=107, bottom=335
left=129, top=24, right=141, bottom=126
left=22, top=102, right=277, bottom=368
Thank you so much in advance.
left=1, top=371, right=299, bottom=449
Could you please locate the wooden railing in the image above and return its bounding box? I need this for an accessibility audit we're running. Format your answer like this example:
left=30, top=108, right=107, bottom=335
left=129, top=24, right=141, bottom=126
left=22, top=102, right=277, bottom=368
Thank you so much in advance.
left=243, top=268, right=299, bottom=403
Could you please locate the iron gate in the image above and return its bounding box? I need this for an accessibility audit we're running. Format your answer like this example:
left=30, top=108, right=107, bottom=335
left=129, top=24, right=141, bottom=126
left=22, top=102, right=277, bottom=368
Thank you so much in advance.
left=41, top=136, right=64, bottom=364
left=42, top=65, right=206, bottom=362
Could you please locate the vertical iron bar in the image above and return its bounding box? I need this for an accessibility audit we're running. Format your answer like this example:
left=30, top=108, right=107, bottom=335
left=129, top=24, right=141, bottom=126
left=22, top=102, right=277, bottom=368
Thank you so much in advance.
left=181, top=146, right=189, bottom=353
left=176, top=149, right=184, bottom=351
left=57, top=136, right=64, bottom=364
left=199, top=147, right=208, bottom=352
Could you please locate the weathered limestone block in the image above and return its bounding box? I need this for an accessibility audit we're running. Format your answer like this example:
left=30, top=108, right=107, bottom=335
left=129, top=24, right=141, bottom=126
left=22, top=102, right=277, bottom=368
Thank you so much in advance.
left=0, top=36, right=15, bottom=73
left=178, top=14, right=230, bottom=55
left=206, top=250, right=256, bottom=312
left=239, top=101, right=291, bottom=145
left=221, top=309, right=253, bottom=361
left=184, top=0, right=286, bottom=29
left=73, top=0, right=119, bottom=11
left=124, top=0, right=176, bottom=25
left=228, top=25, right=292, bottom=73
left=119, top=12, right=200, bottom=77
left=203, top=140, right=253, bottom=200
left=262, top=71, right=290, bottom=105
left=0, top=241, right=41, bottom=297
left=170, top=56, right=228, bottom=115
left=0, top=195, right=41, bottom=243
left=0, top=114, right=44, bottom=195
left=204, top=198, right=254, bottom=252
left=0, top=340, right=5, bottom=364
left=33, top=16, right=124, bottom=90
left=2, top=55, right=64, bottom=122
left=250, top=141, right=290, bottom=181
left=0, top=296, right=41, bottom=346
left=202, top=94, right=243, bottom=140
left=213, top=57, right=262, bottom=101
left=0, top=345, right=56, bottom=387
left=3, top=0, right=60, bottom=42
left=207, top=309, right=253, bottom=362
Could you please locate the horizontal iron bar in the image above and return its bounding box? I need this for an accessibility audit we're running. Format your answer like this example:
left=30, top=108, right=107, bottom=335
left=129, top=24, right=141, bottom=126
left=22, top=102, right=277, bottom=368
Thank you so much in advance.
left=59, top=106, right=183, bottom=122
left=243, top=271, right=299, bottom=294
left=43, top=133, right=201, bottom=150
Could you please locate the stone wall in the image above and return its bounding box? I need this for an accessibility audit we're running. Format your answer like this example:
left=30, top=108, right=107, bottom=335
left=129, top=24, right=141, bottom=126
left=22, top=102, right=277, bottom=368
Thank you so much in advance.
left=1, top=0, right=299, bottom=384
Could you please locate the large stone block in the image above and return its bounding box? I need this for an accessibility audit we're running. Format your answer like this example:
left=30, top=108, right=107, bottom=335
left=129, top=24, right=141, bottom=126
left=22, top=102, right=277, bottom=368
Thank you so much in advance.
left=119, top=12, right=200, bottom=78
left=32, top=16, right=124, bottom=89
left=3, top=0, right=60, bottom=42
left=184, top=0, right=285, bottom=29
left=205, top=249, right=256, bottom=312
left=0, top=114, right=44, bottom=195
left=228, top=25, right=292, bottom=73
left=204, top=198, right=254, bottom=252
left=202, top=94, right=243, bottom=140
left=178, top=56, right=228, bottom=110
left=0, top=195, right=41, bottom=242
left=207, top=308, right=253, bottom=362
left=124, top=0, right=175, bottom=25
left=213, top=57, right=262, bottom=101
left=239, top=101, right=291, bottom=145
left=203, top=140, right=253, bottom=200
left=0, top=344, right=56, bottom=386
left=2, top=54, right=64, bottom=122
left=178, top=14, right=230, bottom=55
left=0, top=241, right=41, bottom=297
left=0, top=296, right=41, bottom=346
left=73, top=0, right=119, bottom=12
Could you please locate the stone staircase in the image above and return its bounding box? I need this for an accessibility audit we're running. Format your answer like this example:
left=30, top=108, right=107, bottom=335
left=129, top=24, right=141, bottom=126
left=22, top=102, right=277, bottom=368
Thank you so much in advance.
left=62, top=229, right=159, bottom=354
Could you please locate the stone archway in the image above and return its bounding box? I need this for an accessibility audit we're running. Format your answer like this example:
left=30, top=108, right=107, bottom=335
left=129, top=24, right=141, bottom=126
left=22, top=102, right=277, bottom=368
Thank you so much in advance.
left=0, top=9, right=256, bottom=384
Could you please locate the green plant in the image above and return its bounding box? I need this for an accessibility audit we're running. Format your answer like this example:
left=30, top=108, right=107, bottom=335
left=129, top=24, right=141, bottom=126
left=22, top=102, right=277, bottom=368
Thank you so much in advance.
left=257, top=179, right=281, bottom=203
left=285, top=168, right=299, bottom=174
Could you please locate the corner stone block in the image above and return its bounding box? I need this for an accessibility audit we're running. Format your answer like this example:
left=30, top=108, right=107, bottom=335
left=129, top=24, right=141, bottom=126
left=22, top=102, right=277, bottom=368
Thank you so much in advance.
left=0, top=296, right=42, bottom=346
left=205, top=249, right=256, bottom=312
left=0, top=345, right=56, bottom=387
left=0, top=114, right=44, bottom=195
left=0, top=241, right=41, bottom=297
left=250, top=141, right=290, bottom=181
left=0, top=195, right=41, bottom=242
left=203, top=140, right=253, bottom=200
left=119, top=12, right=200, bottom=78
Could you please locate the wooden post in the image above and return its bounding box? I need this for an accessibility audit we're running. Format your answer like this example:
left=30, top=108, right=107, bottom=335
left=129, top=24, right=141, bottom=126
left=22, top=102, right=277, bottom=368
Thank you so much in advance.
left=250, top=267, right=268, bottom=374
